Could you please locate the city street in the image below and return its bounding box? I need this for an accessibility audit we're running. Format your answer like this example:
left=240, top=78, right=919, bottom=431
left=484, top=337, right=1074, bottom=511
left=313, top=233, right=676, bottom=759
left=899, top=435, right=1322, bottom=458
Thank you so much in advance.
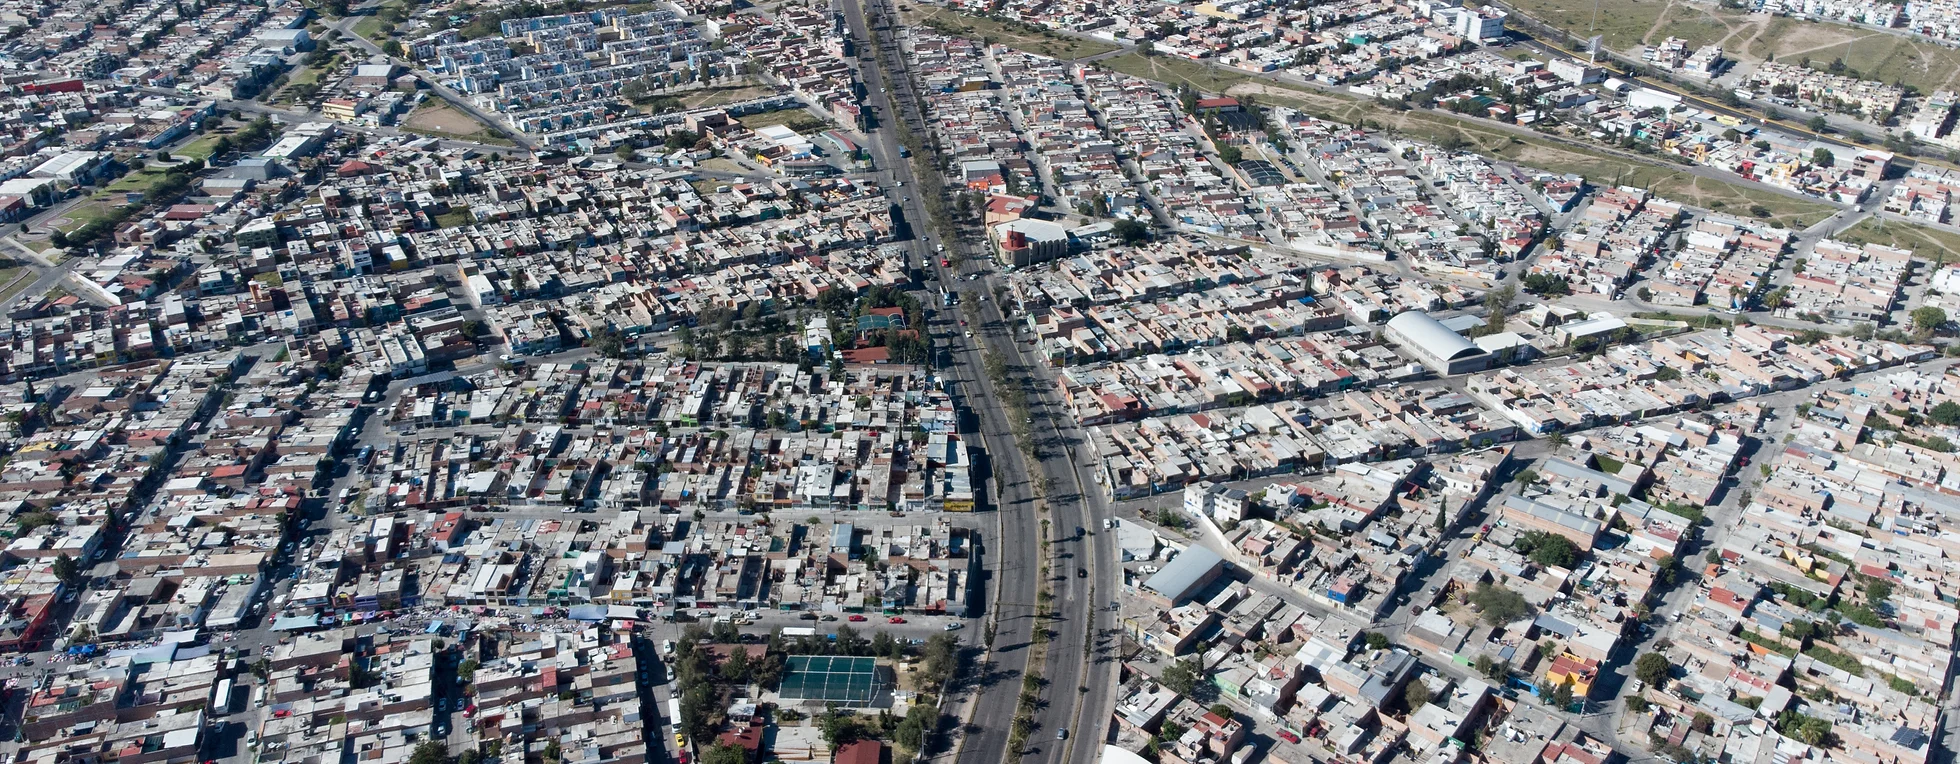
left=1104, top=352, right=1960, bottom=762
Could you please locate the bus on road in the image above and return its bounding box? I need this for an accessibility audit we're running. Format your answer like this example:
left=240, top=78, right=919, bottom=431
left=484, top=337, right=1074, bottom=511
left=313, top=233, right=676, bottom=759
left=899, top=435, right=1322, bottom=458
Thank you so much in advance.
left=212, top=678, right=233, bottom=716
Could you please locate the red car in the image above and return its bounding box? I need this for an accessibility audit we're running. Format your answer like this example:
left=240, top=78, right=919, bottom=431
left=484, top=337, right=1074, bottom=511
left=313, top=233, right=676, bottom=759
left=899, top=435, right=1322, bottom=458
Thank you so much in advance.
left=1278, top=731, right=1301, bottom=744
left=464, top=704, right=477, bottom=717
left=848, top=615, right=867, bottom=622
left=887, top=616, right=907, bottom=624
left=941, top=259, right=950, bottom=267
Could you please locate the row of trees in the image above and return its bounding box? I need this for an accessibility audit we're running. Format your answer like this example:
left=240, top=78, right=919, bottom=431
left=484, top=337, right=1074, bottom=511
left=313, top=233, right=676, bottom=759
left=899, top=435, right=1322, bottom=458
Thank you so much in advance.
left=670, top=622, right=959, bottom=746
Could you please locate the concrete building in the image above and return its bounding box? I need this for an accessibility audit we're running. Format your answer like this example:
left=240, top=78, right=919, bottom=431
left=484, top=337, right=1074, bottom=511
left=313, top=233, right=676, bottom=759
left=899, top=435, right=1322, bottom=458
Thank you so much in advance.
left=1142, top=545, right=1226, bottom=605
left=30, top=151, right=111, bottom=185
left=1184, top=480, right=1249, bottom=523
left=1385, top=311, right=1492, bottom=375
left=1453, top=7, right=1506, bottom=40
left=349, top=64, right=400, bottom=89
left=991, top=218, right=1069, bottom=267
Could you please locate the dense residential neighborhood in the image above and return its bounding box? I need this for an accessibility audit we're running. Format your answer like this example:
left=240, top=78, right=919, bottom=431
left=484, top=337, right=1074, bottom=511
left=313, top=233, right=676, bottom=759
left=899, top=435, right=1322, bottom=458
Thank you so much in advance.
left=0, top=1, right=1959, bottom=764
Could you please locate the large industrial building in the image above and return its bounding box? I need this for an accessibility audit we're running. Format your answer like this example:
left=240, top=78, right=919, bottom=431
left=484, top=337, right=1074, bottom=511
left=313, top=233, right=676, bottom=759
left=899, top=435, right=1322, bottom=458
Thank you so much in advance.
left=1384, top=310, right=1493, bottom=375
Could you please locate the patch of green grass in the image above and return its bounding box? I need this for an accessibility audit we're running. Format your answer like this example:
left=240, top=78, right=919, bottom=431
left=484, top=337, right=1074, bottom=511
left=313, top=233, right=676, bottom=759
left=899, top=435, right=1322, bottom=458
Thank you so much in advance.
left=177, top=133, right=227, bottom=162
left=1484, top=0, right=1703, bottom=51
left=56, top=204, right=119, bottom=234
left=1482, top=0, right=1752, bottom=56
left=289, top=61, right=331, bottom=89
left=352, top=14, right=391, bottom=40
left=434, top=209, right=474, bottom=228
left=0, top=268, right=31, bottom=304
left=1829, top=34, right=1960, bottom=97
left=103, top=169, right=165, bottom=195
left=1744, top=17, right=1797, bottom=60
left=1648, top=6, right=1734, bottom=52
left=1835, top=217, right=1960, bottom=262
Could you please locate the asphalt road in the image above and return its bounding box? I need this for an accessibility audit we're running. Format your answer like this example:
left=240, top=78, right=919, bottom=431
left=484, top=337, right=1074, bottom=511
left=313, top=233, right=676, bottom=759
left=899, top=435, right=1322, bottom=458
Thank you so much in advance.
left=908, top=0, right=1863, bottom=219
left=328, top=14, right=538, bottom=150
left=830, top=2, right=1120, bottom=762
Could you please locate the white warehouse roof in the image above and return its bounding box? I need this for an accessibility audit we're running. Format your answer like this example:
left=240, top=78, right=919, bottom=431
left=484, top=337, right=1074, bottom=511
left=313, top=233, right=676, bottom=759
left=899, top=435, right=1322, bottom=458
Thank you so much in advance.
left=1386, top=310, right=1483, bottom=362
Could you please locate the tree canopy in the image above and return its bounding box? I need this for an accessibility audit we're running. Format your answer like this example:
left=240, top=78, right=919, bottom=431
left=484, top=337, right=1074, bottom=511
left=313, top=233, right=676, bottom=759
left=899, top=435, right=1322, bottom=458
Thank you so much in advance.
left=1514, top=530, right=1578, bottom=568
left=1469, top=581, right=1532, bottom=625
left=1634, top=652, right=1672, bottom=687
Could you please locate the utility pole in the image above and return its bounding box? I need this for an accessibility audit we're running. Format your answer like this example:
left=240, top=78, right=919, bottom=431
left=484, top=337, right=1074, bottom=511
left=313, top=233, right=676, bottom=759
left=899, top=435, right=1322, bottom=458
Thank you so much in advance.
left=1588, top=0, right=1602, bottom=65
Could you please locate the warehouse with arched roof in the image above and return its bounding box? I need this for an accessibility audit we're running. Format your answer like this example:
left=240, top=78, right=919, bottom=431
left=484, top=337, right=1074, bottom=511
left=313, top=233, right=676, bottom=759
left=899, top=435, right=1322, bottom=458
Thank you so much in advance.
left=1385, top=310, right=1493, bottom=375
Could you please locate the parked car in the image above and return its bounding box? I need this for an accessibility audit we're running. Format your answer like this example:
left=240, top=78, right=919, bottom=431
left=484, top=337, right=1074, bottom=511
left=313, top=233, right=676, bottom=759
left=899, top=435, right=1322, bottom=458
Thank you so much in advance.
left=887, top=616, right=907, bottom=624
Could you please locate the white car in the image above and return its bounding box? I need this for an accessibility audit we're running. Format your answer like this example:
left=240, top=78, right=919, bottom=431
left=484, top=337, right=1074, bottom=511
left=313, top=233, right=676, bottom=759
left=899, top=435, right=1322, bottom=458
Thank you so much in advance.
left=943, top=622, right=964, bottom=631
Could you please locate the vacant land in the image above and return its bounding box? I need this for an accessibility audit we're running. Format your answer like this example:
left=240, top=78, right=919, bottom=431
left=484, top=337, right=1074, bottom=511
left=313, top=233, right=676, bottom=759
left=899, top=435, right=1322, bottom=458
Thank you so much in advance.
left=697, top=157, right=753, bottom=175
left=1097, top=51, right=1833, bottom=228
left=0, top=267, right=31, bottom=304
left=351, top=0, right=406, bottom=40
left=102, top=169, right=167, bottom=195
left=434, top=209, right=474, bottom=229
left=906, top=6, right=1119, bottom=60
left=737, top=109, right=831, bottom=132
left=1493, top=0, right=1960, bottom=93
left=402, top=103, right=512, bottom=145
left=53, top=203, right=121, bottom=234
left=1104, top=54, right=1374, bottom=122
left=1492, top=0, right=1729, bottom=52
left=1835, top=217, right=1960, bottom=261
left=177, top=132, right=229, bottom=162
left=681, top=85, right=778, bottom=110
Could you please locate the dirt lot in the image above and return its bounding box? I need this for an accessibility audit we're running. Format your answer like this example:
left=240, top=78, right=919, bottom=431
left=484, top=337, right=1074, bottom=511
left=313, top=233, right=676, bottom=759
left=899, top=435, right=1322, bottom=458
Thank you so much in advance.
left=905, top=5, right=1118, bottom=60
left=680, top=85, right=777, bottom=110
left=1089, top=49, right=1836, bottom=228
left=1497, top=0, right=1960, bottom=93
left=1835, top=217, right=1960, bottom=261
left=403, top=103, right=489, bottom=135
